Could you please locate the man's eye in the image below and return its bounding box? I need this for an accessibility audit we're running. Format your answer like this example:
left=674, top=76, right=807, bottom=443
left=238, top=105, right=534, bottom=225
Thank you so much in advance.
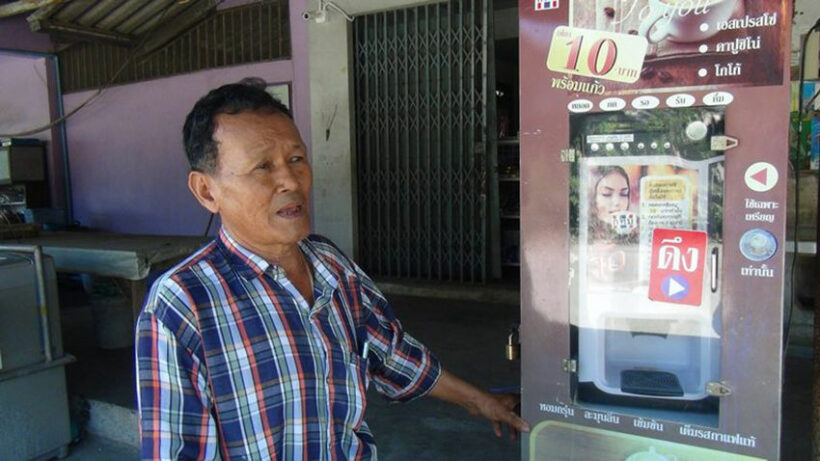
left=289, top=156, right=305, bottom=163
left=255, top=162, right=270, bottom=170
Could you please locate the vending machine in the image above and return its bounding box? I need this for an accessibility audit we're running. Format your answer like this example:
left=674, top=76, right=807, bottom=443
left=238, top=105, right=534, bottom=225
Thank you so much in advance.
left=519, top=1, right=791, bottom=460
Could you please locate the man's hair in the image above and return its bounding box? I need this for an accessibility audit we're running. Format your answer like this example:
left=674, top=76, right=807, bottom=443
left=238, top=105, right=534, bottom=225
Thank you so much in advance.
left=183, top=77, right=292, bottom=173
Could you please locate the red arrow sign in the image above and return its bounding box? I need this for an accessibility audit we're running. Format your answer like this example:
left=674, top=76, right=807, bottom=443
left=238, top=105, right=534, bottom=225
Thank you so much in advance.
left=750, top=168, right=768, bottom=186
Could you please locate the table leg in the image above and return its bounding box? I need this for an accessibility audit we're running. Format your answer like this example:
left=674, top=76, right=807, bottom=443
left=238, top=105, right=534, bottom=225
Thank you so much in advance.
left=128, top=278, right=148, bottom=325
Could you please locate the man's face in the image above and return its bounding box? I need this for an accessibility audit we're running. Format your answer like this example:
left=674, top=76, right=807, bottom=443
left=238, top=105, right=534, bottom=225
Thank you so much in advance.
left=193, top=110, right=312, bottom=251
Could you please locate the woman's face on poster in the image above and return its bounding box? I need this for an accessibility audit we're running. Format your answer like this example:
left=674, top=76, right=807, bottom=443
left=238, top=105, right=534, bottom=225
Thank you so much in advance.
left=595, top=171, right=629, bottom=222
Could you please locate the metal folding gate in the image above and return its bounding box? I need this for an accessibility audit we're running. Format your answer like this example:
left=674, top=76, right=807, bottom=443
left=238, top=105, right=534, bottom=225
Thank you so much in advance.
left=353, top=0, right=490, bottom=282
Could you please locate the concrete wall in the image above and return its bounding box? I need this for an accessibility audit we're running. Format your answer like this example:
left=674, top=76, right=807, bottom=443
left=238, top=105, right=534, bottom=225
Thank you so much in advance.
left=62, top=0, right=310, bottom=235
left=0, top=53, right=51, bottom=144
left=306, top=0, right=443, bottom=258
left=307, top=15, right=356, bottom=257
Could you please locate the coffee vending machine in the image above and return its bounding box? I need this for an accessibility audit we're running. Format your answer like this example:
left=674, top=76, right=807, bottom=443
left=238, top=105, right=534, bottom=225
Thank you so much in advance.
left=519, top=1, right=791, bottom=460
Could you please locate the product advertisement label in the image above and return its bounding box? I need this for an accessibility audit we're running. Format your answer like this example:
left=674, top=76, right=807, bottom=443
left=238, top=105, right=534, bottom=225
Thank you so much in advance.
left=549, top=0, right=789, bottom=94
left=546, top=26, right=649, bottom=83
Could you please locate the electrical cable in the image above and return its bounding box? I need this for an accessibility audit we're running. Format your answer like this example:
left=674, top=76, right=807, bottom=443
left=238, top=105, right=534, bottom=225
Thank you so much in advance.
left=0, top=1, right=182, bottom=138
left=784, top=17, right=820, bottom=353
left=323, top=1, right=354, bottom=22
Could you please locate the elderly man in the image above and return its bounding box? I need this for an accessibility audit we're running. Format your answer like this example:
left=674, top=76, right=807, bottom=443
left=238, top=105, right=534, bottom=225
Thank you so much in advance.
left=135, top=79, right=528, bottom=460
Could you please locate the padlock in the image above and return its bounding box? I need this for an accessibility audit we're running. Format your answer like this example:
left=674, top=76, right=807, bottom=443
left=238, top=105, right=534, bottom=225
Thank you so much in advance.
left=505, top=326, right=520, bottom=361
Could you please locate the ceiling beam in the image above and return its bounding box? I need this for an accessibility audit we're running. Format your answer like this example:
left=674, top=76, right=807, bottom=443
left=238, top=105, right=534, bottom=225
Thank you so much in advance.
left=0, top=0, right=67, bottom=18
left=32, top=19, right=135, bottom=46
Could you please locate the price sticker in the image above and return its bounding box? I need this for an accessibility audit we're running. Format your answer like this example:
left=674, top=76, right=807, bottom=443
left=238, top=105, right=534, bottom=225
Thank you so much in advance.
left=546, top=26, right=648, bottom=84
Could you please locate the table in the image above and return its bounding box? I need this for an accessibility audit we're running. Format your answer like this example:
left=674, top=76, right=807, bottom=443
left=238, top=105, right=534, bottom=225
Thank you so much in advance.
left=7, top=231, right=209, bottom=320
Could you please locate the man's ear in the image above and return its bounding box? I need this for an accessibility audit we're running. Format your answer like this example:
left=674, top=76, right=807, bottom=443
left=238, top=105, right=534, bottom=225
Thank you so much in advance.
left=188, top=171, right=220, bottom=214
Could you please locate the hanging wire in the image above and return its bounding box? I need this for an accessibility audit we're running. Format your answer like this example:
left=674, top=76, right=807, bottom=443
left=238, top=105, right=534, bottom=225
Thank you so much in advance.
left=0, top=1, right=184, bottom=138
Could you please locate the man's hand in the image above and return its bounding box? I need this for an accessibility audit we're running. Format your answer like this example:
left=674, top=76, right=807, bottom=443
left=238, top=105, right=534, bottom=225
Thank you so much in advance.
left=474, top=392, right=528, bottom=440
left=428, top=369, right=530, bottom=439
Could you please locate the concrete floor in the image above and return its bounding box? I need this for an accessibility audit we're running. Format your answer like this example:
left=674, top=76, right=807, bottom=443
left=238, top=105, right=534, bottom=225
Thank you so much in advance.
left=64, top=435, right=138, bottom=460
left=56, top=281, right=812, bottom=460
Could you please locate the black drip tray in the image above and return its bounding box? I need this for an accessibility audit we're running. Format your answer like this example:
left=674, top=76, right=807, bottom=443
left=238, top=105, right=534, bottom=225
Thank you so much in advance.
left=621, top=370, right=684, bottom=397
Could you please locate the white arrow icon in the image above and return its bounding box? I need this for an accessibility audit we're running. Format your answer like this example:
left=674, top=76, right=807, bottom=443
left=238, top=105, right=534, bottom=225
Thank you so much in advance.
left=667, top=278, right=686, bottom=297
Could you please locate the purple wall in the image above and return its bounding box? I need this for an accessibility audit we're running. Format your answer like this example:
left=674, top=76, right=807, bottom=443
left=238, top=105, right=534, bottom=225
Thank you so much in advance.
left=63, top=0, right=310, bottom=235
left=0, top=53, right=51, bottom=143
left=0, top=17, right=66, bottom=208
left=0, top=16, right=52, bottom=53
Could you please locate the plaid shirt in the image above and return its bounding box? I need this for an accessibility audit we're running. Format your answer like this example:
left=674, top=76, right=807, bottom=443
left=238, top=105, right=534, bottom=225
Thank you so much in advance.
left=136, top=230, right=441, bottom=460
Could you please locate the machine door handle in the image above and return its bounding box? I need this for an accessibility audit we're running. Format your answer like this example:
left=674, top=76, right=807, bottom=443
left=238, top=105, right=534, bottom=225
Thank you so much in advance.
left=710, top=247, right=719, bottom=293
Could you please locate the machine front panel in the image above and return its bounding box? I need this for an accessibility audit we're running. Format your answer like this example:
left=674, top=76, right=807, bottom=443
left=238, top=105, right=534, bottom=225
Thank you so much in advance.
left=519, top=1, right=792, bottom=460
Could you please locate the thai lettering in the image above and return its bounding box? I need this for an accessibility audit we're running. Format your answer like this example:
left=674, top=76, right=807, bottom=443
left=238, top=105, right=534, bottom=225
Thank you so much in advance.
left=741, top=264, right=775, bottom=278
left=745, top=198, right=779, bottom=209
left=583, top=410, right=620, bottom=425
left=680, top=425, right=757, bottom=448
left=633, top=418, right=664, bottom=432
left=539, top=403, right=574, bottom=418
left=717, top=13, right=778, bottom=31
left=744, top=211, right=775, bottom=223
left=551, top=76, right=606, bottom=95
left=657, top=238, right=699, bottom=273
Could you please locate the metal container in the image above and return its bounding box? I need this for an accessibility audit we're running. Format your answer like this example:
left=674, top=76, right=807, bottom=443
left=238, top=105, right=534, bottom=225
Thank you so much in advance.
left=0, top=248, right=73, bottom=460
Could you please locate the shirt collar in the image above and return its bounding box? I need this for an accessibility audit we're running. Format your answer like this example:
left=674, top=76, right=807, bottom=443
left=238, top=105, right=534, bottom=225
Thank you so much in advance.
left=298, top=238, right=339, bottom=292
left=217, top=228, right=339, bottom=292
left=217, top=228, right=274, bottom=280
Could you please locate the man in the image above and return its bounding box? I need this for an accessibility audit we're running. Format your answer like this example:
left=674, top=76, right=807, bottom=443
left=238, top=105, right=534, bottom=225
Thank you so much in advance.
left=136, top=79, right=529, bottom=460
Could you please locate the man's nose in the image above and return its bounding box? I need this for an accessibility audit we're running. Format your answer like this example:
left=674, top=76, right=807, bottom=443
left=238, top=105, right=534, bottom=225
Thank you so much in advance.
left=273, top=164, right=300, bottom=192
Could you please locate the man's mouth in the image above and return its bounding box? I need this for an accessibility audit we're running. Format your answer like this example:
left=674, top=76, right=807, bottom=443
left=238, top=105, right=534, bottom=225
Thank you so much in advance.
left=276, top=204, right=304, bottom=219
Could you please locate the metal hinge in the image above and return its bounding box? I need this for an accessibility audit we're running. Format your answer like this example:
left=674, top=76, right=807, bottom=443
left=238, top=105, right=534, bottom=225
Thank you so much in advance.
left=710, top=136, right=739, bottom=151
left=562, top=359, right=577, bottom=373
left=706, top=381, right=733, bottom=397
left=560, top=149, right=577, bottom=163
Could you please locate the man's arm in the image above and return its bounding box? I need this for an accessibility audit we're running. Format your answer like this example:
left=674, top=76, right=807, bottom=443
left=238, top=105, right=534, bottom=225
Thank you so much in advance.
left=339, top=248, right=530, bottom=438
left=354, top=273, right=529, bottom=438
left=428, top=369, right=530, bottom=439
left=136, top=299, right=218, bottom=460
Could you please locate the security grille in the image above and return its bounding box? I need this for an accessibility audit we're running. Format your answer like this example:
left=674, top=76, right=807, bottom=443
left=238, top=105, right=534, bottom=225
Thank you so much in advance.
left=354, top=0, right=490, bottom=282
left=58, top=0, right=289, bottom=93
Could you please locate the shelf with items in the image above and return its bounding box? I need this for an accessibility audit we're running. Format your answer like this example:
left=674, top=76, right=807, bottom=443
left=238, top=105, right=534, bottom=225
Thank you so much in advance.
left=498, top=137, right=520, bottom=273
